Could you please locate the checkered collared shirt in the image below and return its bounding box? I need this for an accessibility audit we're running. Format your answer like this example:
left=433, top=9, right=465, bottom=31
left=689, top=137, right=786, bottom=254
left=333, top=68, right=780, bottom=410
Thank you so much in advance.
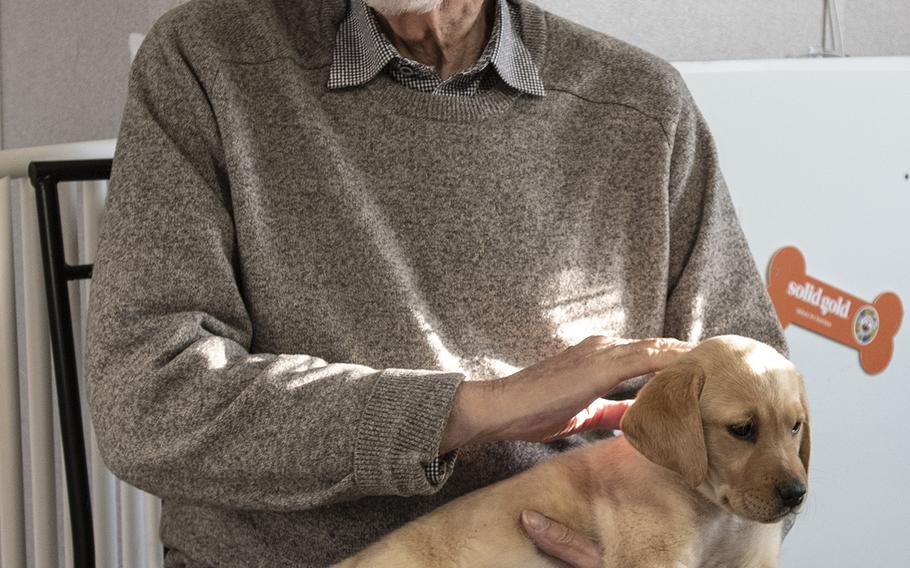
left=328, top=0, right=545, bottom=97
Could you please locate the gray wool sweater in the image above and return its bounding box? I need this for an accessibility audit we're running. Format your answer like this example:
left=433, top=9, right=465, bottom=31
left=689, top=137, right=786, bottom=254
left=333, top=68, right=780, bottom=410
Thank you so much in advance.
left=85, top=0, right=788, bottom=566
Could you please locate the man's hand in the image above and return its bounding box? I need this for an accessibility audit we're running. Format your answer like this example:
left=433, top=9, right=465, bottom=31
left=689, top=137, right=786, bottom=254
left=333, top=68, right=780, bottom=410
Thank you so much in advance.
left=440, top=336, right=693, bottom=453
left=521, top=510, right=602, bottom=568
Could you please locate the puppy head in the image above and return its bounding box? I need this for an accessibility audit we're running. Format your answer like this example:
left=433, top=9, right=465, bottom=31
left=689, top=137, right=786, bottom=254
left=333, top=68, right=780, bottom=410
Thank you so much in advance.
left=621, top=335, right=810, bottom=523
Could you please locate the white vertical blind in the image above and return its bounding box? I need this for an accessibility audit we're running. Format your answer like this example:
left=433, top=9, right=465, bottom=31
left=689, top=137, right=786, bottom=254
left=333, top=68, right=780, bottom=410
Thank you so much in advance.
left=19, top=177, right=59, bottom=568
left=1, top=176, right=27, bottom=568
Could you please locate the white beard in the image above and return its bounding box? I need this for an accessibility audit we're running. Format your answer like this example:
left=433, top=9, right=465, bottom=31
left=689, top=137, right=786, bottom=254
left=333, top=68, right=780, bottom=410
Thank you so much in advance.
left=364, top=0, right=445, bottom=16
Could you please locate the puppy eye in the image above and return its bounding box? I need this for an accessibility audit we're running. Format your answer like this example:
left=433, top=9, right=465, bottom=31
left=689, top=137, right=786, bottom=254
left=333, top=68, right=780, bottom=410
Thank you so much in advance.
left=727, top=422, right=756, bottom=440
left=792, top=421, right=802, bottom=435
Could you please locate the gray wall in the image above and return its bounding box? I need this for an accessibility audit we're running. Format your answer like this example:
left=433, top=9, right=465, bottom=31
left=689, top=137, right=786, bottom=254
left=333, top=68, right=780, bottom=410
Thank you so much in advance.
left=2, top=0, right=910, bottom=150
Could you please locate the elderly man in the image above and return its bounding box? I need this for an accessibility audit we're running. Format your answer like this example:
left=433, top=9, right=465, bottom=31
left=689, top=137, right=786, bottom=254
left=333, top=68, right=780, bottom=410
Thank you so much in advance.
left=86, top=0, right=788, bottom=566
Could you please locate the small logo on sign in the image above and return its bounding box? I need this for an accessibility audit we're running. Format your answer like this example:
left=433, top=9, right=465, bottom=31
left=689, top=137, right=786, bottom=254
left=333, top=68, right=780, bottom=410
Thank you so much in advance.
left=853, top=306, right=879, bottom=346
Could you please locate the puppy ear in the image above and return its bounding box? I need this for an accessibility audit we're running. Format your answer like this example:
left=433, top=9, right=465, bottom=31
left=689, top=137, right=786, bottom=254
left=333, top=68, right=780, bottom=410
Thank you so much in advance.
left=798, top=383, right=811, bottom=475
left=621, top=362, right=707, bottom=487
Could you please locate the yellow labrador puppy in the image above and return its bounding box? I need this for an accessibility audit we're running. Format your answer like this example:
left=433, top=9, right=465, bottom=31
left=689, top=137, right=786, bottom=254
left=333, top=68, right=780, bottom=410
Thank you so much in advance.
left=335, top=335, right=810, bottom=567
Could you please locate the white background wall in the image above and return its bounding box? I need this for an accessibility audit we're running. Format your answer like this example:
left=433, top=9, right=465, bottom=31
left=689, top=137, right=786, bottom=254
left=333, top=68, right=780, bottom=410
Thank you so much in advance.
left=2, top=0, right=910, bottom=149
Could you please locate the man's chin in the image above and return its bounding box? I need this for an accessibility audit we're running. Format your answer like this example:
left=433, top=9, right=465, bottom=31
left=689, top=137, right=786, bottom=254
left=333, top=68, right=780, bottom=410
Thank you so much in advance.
left=364, top=0, right=444, bottom=16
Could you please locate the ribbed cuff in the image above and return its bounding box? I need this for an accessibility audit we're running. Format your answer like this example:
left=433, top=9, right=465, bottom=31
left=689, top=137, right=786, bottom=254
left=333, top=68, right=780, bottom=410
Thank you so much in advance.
left=354, top=369, right=465, bottom=496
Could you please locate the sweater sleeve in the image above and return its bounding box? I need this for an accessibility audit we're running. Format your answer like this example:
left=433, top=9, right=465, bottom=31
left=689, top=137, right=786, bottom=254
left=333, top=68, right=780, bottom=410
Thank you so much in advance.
left=661, top=74, right=788, bottom=358
left=85, top=20, right=464, bottom=512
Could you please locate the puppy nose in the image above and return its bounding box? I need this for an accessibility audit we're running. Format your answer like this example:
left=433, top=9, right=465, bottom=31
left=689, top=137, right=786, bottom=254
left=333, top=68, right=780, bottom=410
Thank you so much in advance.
left=776, top=479, right=807, bottom=507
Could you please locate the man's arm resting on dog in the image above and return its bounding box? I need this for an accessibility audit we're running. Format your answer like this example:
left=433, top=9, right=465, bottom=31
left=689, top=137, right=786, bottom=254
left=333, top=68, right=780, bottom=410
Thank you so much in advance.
left=439, top=337, right=692, bottom=454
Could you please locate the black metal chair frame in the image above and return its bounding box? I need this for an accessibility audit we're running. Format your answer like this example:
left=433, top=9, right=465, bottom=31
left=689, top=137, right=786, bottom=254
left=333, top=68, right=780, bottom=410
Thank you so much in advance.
left=29, top=159, right=112, bottom=568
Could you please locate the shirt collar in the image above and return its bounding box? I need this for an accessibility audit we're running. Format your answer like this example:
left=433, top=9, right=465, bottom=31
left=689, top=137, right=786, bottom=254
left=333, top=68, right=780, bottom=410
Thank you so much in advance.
left=327, top=0, right=545, bottom=97
left=488, top=0, right=545, bottom=96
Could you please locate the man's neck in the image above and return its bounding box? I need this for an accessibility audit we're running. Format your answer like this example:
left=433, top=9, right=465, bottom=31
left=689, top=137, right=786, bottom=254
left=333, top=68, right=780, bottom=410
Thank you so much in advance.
left=371, top=0, right=493, bottom=81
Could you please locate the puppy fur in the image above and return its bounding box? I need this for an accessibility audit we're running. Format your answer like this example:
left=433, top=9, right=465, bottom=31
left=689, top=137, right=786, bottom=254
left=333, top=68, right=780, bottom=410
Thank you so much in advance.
left=334, top=335, right=810, bottom=568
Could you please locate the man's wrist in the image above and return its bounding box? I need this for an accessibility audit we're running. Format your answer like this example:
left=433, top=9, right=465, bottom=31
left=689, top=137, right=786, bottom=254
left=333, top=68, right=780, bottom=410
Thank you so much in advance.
left=439, top=379, right=505, bottom=454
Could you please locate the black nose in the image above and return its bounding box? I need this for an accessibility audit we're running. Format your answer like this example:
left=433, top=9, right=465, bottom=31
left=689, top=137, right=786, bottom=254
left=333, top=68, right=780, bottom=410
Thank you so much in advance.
left=776, top=479, right=807, bottom=508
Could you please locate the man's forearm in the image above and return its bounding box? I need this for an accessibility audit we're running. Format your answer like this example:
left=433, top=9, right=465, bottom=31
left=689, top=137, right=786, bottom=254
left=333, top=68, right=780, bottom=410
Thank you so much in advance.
left=438, top=338, right=693, bottom=454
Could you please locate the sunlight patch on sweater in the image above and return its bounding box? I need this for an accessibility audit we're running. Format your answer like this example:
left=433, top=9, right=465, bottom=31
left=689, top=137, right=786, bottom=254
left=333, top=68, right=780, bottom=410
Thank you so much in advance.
left=544, top=267, right=626, bottom=344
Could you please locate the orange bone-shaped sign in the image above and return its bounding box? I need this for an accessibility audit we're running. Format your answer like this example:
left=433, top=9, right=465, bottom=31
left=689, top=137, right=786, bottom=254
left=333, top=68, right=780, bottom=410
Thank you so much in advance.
left=767, top=246, right=903, bottom=374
